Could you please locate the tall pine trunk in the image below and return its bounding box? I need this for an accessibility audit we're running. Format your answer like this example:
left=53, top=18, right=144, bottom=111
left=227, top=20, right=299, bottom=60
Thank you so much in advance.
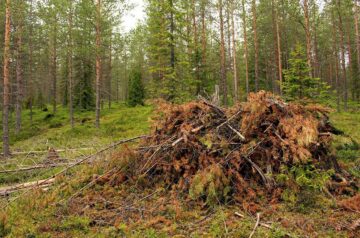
left=272, top=0, right=282, bottom=95
left=252, top=0, right=259, bottom=92
left=29, top=0, right=34, bottom=124
left=108, top=37, right=112, bottom=109
left=192, top=0, right=200, bottom=95
left=201, top=0, right=207, bottom=79
left=95, top=0, right=101, bottom=128
left=331, top=8, right=341, bottom=112
left=3, top=0, right=11, bottom=157
left=303, top=0, right=313, bottom=77
left=242, top=0, right=249, bottom=96
left=354, top=0, right=360, bottom=101
left=68, top=0, right=74, bottom=128
left=51, top=16, right=58, bottom=114
left=336, top=0, right=348, bottom=111
left=219, top=0, right=227, bottom=105
left=231, top=0, right=238, bottom=102
left=15, top=21, right=23, bottom=134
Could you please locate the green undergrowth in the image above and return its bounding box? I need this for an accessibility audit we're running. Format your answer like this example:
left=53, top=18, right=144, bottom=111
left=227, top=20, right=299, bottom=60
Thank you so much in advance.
left=0, top=103, right=153, bottom=187
left=1, top=103, right=153, bottom=152
left=0, top=109, right=359, bottom=237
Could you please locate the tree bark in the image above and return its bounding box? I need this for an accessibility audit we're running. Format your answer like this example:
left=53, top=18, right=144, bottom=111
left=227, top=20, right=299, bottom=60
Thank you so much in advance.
left=231, top=0, right=238, bottom=102
left=169, top=0, right=175, bottom=70
left=68, top=0, right=74, bottom=128
left=242, top=0, right=249, bottom=96
left=252, top=0, right=259, bottom=92
left=3, top=0, right=11, bottom=157
left=303, top=0, right=313, bottom=77
left=219, top=0, right=227, bottom=105
left=336, top=0, right=348, bottom=111
left=15, top=18, right=23, bottom=134
left=95, top=0, right=102, bottom=128
left=346, top=22, right=354, bottom=100
left=51, top=13, right=58, bottom=114
left=201, top=0, right=207, bottom=78
left=108, top=36, right=112, bottom=109
left=354, top=0, right=360, bottom=101
left=272, top=0, right=282, bottom=95
left=29, top=0, right=34, bottom=124
left=331, top=8, right=341, bottom=112
left=192, top=0, right=200, bottom=95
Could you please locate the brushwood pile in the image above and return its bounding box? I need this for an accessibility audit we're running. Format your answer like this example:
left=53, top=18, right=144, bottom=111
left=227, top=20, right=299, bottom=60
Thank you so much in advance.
left=119, top=91, right=357, bottom=204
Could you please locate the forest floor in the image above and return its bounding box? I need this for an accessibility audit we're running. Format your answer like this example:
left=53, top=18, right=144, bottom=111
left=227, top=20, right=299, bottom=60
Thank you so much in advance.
left=0, top=103, right=359, bottom=237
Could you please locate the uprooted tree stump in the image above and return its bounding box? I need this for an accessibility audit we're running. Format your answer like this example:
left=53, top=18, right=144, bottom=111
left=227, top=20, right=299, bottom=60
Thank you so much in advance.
left=111, top=91, right=358, bottom=206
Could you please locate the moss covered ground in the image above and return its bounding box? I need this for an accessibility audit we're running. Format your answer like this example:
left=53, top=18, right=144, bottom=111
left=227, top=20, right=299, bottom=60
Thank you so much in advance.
left=0, top=105, right=359, bottom=237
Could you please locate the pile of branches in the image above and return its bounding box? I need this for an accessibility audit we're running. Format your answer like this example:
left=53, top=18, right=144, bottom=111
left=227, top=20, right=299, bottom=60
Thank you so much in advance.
left=119, top=91, right=355, bottom=204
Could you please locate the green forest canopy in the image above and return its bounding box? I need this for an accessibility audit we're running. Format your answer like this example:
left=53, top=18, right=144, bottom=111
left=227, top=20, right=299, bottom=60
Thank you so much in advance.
left=1, top=0, right=360, bottom=155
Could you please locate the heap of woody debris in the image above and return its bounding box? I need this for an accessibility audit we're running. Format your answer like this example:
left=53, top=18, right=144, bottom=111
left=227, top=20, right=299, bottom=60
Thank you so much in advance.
left=112, top=91, right=357, bottom=205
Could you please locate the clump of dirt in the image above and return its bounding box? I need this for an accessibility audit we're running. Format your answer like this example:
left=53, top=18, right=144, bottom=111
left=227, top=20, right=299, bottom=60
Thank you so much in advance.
left=114, top=91, right=357, bottom=204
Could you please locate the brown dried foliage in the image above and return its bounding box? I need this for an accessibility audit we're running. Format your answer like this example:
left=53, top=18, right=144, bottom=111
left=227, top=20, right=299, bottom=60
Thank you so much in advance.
left=117, top=91, right=345, bottom=204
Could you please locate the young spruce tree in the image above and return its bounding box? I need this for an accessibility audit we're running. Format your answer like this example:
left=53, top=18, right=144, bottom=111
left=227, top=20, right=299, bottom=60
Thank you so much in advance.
left=283, top=44, right=329, bottom=102
left=127, top=68, right=145, bottom=107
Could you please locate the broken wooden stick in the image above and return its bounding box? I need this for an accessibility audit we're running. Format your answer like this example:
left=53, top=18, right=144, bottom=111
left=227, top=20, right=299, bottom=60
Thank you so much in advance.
left=0, top=147, right=94, bottom=156
left=249, top=213, right=261, bottom=238
left=0, top=178, right=55, bottom=196
left=227, top=124, right=246, bottom=141
left=0, top=162, right=77, bottom=174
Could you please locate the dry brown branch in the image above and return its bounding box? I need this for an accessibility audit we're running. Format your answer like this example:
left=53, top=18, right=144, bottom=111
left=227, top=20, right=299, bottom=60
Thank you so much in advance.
left=0, top=147, right=94, bottom=156
left=227, top=124, right=246, bottom=141
left=0, top=178, right=55, bottom=196
left=249, top=212, right=261, bottom=238
left=0, top=162, right=77, bottom=174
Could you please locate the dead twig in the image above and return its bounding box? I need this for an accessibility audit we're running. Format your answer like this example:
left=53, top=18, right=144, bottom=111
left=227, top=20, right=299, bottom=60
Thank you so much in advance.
left=227, top=125, right=246, bottom=141
left=0, top=178, right=55, bottom=196
left=249, top=212, right=261, bottom=238
left=0, top=162, right=78, bottom=174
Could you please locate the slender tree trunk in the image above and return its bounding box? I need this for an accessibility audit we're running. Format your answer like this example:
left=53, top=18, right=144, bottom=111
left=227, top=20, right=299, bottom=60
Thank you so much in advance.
left=15, top=22, right=23, bottom=134
left=231, top=0, right=238, bottom=102
left=272, top=0, right=282, bottom=95
left=313, top=22, right=320, bottom=78
left=252, top=0, right=259, bottom=91
left=68, top=0, right=74, bottom=128
left=3, top=0, right=11, bottom=157
left=303, top=0, right=313, bottom=77
left=201, top=0, right=207, bottom=78
left=346, top=23, right=354, bottom=100
left=336, top=0, right=348, bottom=111
left=226, top=3, right=232, bottom=68
left=52, top=15, right=58, bottom=114
left=95, top=0, right=101, bottom=128
left=192, top=0, right=200, bottom=95
left=331, top=9, right=341, bottom=112
left=219, top=0, right=227, bottom=105
left=169, top=0, right=175, bottom=70
left=354, top=0, right=360, bottom=101
left=108, top=37, right=112, bottom=109
left=29, top=0, right=34, bottom=124
left=242, top=0, right=249, bottom=96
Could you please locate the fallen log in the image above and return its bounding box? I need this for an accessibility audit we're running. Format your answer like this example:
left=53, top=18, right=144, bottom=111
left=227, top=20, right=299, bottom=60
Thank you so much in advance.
left=0, top=162, right=77, bottom=174
left=0, top=147, right=94, bottom=156
left=0, top=178, right=55, bottom=196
